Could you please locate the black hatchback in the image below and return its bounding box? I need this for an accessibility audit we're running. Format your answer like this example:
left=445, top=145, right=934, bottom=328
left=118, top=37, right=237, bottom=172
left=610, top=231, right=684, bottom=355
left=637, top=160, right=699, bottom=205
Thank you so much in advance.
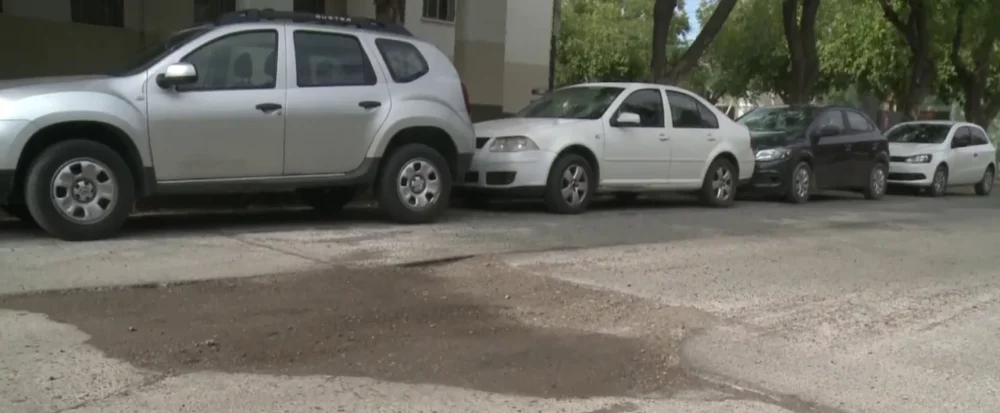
left=737, top=105, right=890, bottom=203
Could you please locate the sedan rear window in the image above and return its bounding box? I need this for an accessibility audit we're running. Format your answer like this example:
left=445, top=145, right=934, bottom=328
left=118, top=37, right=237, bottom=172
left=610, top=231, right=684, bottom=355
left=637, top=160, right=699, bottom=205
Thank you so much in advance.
left=375, top=38, right=429, bottom=83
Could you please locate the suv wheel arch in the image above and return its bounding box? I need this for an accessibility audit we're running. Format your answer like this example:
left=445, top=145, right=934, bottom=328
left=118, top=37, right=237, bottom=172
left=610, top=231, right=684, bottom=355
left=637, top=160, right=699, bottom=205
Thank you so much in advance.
left=15, top=121, right=149, bottom=200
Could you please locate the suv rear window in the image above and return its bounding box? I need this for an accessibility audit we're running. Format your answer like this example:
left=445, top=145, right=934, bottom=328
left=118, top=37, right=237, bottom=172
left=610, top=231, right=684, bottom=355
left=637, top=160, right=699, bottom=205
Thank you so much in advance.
left=374, top=38, right=429, bottom=83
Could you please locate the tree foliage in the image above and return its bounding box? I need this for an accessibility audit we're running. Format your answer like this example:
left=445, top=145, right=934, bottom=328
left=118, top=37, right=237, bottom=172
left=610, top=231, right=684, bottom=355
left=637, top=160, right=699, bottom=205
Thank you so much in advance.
left=556, top=0, right=688, bottom=86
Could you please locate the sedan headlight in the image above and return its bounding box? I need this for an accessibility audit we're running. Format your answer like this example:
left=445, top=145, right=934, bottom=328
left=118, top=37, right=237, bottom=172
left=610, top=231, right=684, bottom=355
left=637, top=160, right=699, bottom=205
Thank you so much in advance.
left=905, top=154, right=932, bottom=163
left=489, top=136, right=539, bottom=152
left=755, top=148, right=791, bottom=161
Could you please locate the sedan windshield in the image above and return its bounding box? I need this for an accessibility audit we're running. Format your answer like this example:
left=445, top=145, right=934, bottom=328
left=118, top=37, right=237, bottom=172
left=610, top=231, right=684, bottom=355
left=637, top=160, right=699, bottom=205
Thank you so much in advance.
left=736, top=107, right=812, bottom=132
left=516, top=86, right=625, bottom=119
left=885, top=123, right=951, bottom=144
left=110, top=26, right=211, bottom=76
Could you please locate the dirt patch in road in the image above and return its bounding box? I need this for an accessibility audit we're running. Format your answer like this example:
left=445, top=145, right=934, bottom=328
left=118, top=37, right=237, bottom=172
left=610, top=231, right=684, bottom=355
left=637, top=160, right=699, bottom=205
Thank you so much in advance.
left=0, top=258, right=713, bottom=399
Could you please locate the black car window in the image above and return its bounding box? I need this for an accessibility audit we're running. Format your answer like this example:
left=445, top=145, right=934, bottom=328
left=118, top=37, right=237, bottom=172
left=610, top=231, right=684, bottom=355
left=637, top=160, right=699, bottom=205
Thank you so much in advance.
left=294, top=31, right=377, bottom=87
left=846, top=111, right=874, bottom=132
left=970, top=126, right=990, bottom=146
left=180, top=30, right=279, bottom=91
left=813, top=110, right=846, bottom=134
left=374, top=38, right=429, bottom=83
left=953, top=127, right=972, bottom=148
left=615, top=89, right=664, bottom=127
left=666, top=90, right=717, bottom=129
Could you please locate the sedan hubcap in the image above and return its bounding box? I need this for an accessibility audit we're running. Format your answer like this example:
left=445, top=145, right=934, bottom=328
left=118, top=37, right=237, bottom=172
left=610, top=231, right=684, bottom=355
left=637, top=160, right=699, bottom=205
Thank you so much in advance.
left=560, top=164, right=588, bottom=206
left=397, top=159, right=441, bottom=210
left=712, top=167, right=733, bottom=200
left=50, top=158, right=118, bottom=223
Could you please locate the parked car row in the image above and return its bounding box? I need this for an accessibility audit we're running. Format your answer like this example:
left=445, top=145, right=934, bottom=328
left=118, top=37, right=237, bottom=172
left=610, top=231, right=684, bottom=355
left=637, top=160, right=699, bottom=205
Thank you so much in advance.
left=0, top=10, right=994, bottom=242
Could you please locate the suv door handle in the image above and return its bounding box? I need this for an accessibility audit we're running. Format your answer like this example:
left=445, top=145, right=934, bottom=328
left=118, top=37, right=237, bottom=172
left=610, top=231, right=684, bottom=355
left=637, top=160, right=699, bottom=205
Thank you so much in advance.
left=255, top=103, right=282, bottom=113
left=359, top=101, right=381, bottom=109
left=974, top=152, right=979, bottom=157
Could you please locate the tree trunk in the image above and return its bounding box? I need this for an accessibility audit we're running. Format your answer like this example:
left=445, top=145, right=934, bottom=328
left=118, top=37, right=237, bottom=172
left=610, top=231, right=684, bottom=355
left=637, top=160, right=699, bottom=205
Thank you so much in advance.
left=649, top=0, right=678, bottom=82
left=661, top=0, right=738, bottom=84
left=877, top=0, right=933, bottom=121
left=950, top=2, right=1000, bottom=131
left=780, top=0, right=821, bottom=105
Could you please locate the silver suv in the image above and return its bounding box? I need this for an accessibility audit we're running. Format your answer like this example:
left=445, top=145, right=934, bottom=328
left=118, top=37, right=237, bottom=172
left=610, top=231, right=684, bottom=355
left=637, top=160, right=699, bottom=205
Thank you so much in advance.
left=0, top=9, right=475, bottom=241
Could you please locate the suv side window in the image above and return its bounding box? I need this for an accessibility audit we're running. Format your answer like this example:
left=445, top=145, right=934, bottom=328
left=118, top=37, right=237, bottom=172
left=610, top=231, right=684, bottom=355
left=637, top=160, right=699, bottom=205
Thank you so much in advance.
left=666, top=91, right=718, bottom=128
left=375, top=38, right=429, bottom=83
left=293, top=31, right=377, bottom=87
left=953, top=126, right=972, bottom=148
left=615, top=89, right=664, bottom=127
left=970, top=126, right=990, bottom=146
left=846, top=111, right=875, bottom=132
left=180, top=30, right=278, bottom=91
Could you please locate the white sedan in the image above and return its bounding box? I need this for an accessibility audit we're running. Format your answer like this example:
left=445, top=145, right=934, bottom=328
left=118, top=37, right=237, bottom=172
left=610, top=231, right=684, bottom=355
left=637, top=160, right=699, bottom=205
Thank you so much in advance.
left=458, top=82, right=755, bottom=213
left=886, top=121, right=996, bottom=197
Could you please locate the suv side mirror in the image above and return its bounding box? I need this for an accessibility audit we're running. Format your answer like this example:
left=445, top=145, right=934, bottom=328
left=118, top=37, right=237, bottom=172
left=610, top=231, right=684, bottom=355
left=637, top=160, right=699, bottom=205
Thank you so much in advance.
left=614, top=112, right=642, bottom=127
left=531, top=87, right=547, bottom=96
left=156, top=63, right=198, bottom=89
left=814, top=124, right=841, bottom=138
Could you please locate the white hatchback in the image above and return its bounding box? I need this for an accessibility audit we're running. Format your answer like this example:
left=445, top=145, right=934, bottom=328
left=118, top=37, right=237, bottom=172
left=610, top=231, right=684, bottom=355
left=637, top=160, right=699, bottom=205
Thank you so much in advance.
left=886, top=121, right=996, bottom=196
left=458, top=82, right=755, bottom=213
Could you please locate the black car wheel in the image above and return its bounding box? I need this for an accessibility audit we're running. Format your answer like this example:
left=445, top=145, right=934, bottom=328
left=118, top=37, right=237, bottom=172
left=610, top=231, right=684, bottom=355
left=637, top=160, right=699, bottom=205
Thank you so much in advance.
left=863, top=162, right=888, bottom=200
left=783, top=162, right=812, bottom=204
left=926, top=165, right=948, bottom=197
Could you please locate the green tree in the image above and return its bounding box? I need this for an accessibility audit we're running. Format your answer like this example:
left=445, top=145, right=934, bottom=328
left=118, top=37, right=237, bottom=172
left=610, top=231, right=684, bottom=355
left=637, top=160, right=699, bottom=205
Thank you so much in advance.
left=649, top=0, right=738, bottom=84
left=556, top=0, right=688, bottom=85
left=940, top=0, right=1000, bottom=130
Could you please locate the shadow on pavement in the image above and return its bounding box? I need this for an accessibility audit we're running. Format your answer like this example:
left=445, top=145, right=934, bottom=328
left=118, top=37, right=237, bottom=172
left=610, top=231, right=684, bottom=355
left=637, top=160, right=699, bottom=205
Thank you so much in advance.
left=0, top=260, right=703, bottom=398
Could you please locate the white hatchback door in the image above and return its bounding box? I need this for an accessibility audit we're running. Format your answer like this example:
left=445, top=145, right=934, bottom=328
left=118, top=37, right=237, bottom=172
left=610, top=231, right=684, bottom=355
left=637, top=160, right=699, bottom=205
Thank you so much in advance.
left=968, top=126, right=996, bottom=180
left=663, top=90, right=720, bottom=186
left=601, top=88, right=671, bottom=183
left=950, top=126, right=981, bottom=184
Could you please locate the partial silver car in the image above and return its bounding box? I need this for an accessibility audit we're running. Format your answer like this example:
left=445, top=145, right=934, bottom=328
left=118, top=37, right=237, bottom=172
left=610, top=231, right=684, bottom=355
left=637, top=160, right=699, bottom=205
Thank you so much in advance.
left=0, top=9, right=475, bottom=240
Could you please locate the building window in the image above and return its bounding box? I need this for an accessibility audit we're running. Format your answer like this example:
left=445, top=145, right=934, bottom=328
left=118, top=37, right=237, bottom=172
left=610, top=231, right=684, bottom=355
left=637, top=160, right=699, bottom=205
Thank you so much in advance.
left=194, top=0, right=236, bottom=24
left=294, top=0, right=326, bottom=14
left=422, top=0, right=455, bottom=22
left=71, top=0, right=125, bottom=27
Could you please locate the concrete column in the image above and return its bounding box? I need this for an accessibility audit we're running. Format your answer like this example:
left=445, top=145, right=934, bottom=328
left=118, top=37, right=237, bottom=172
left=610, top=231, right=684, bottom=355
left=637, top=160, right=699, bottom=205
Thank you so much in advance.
left=453, top=0, right=507, bottom=119
left=501, top=0, right=551, bottom=113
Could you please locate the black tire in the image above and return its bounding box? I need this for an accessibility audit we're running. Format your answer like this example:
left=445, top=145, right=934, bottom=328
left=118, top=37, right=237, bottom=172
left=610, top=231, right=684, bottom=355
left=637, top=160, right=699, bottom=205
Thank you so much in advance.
left=299, top=187, right=357, bottom=215
left=24, top=140, right=135, bottom=241
left=2, top=204, right=38, bottom=227
left=613, top=192, right=640, bottom=203
left=926, top=164, right=948, bottom=197
left=974, top=165, right=995, bottom=196
left=783, top=162, right=812, bottom=204
left=544, top=154, right=595, bottom=214
left=699, top=157, right=737, bottom=207
left=376, top=143, right=452, bottom=224
left=863, top=162, right=888, bottom=200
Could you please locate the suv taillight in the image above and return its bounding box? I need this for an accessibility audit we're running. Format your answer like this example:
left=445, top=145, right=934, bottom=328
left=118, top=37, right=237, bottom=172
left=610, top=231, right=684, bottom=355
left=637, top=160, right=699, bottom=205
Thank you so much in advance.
left=461, top=82, right=471, bottom=116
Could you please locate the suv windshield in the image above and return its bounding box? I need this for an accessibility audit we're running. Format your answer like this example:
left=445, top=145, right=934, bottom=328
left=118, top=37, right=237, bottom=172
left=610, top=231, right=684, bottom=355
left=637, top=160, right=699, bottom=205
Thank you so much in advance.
left=737, top=107, right=812, bottom=132
left=516, top=86, right=625, bottom=119
left=110, top=26, right=212, bottom=76
left=885, top=123, right=952, bottom=144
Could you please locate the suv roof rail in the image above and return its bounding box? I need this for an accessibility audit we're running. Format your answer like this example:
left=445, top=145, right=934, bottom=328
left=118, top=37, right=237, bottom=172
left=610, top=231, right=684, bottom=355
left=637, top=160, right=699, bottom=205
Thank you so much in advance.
left=216, top=9, right=413, bottom=36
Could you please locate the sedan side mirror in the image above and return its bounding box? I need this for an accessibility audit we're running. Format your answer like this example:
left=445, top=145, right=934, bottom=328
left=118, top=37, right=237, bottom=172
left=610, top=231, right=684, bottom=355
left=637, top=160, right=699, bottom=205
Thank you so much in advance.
left=531, top=87, right=548, bottom=96
left=156, top=63, right=198, bottom=89
left=614, top=112, right=642, bottom=127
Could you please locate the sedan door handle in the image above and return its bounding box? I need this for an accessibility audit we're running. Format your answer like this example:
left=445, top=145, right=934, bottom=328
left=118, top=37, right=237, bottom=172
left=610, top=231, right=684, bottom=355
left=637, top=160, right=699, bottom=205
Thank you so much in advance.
left=974, top=153, right=979, bottom=157
left=255, top=103, right=282, bottom=113
left=359, top=101, right=382, bottom=109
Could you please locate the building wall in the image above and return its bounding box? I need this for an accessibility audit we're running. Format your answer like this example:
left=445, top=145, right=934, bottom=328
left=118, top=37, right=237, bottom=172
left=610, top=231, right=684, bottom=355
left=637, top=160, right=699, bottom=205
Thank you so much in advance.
left=501, top=0, right=551, bottom=113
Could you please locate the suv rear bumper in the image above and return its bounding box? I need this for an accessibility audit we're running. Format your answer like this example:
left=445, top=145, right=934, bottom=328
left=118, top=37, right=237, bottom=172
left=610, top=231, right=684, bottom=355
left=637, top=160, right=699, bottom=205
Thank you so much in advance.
left=0, top=169, right=14, bottom=205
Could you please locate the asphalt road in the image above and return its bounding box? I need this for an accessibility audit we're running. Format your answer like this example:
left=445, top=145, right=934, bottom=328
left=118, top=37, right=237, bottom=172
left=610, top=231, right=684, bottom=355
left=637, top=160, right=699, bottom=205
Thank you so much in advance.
left=1, top=189, right=998, bottom=413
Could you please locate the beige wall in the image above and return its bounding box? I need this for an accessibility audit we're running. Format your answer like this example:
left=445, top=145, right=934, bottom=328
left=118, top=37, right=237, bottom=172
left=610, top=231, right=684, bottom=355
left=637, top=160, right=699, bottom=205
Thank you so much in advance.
left=0, top=15, right=143, bottom=79
left=502, top=0, right=551, bottom=112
